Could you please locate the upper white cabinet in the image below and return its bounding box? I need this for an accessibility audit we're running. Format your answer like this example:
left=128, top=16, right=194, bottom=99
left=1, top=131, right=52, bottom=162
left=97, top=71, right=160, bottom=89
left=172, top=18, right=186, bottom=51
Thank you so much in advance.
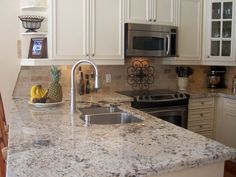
left=177, top=0, right=203, bottom=61
left=162, top=0, right=203, bottom=65
left=52, top=0, right=124, bottom=65
left=125, top=0, right=176, bottom=26
left=203, top=0, right=236, bottom=63
left=52, top=0, right=88, bottom=60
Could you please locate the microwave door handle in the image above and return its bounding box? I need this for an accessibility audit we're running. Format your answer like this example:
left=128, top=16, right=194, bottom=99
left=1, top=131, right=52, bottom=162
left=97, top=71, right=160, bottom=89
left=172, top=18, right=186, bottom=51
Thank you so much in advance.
left=166, top=34, right=170, bottom=55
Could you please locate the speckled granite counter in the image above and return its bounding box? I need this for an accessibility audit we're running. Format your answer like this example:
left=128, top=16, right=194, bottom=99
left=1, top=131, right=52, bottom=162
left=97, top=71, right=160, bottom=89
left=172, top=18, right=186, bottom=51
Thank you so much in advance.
left=183, top=88, right=236, bottom=99
left=7, top=92, right=236, bottom=177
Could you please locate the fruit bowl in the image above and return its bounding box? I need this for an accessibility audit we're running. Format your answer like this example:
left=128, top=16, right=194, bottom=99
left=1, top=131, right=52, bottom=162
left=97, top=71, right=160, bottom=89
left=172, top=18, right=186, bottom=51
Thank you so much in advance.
left=18, top=15, right=45, bottom=33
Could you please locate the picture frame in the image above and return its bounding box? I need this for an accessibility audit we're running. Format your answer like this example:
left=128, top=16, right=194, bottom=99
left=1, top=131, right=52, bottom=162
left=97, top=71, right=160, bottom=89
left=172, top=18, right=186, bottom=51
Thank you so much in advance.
left=28, top=37, right=47, bottom=58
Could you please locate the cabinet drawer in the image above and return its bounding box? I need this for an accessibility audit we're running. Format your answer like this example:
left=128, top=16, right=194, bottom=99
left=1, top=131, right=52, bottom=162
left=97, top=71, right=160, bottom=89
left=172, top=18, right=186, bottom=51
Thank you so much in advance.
left=189, top=97, right=214, bottom=109
left=188, top=108, right=214, bottom=122
left=188, top=121, right=213, bottom=132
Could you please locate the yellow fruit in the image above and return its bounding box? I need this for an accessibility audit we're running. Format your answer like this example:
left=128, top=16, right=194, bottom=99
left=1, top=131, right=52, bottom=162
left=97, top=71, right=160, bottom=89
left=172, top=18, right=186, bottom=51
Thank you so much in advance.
left=30, top=85, right=48, bottom=102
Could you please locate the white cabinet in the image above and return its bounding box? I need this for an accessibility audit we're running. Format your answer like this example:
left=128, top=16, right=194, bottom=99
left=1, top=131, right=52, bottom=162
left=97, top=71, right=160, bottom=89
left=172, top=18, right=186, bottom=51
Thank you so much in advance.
left=177, top=0, right=203, bottom=61
left=188, top=97, right=215, bottom=138
left=52, top=0, right=88, bottom=60
left=162, top=0, right=203, bottom=65
left=52, top=0, right=124, bottom=65
left=203, top=0, right=236, bottom=64
left=125, top=0, right=176, bottom=25
left=215, top=97, right=236, bottom=149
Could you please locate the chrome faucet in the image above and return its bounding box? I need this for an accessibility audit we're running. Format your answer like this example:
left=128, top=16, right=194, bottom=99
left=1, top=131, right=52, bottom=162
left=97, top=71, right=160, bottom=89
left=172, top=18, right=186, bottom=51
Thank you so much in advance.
left=70, top=59, right=99, bottom=113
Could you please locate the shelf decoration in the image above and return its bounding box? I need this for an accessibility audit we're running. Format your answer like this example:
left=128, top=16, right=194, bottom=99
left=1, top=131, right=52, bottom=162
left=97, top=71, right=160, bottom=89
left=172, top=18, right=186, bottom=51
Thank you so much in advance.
left=28, top=37, right=47, bottom=58
left=127, top=59, right=155, bottom=90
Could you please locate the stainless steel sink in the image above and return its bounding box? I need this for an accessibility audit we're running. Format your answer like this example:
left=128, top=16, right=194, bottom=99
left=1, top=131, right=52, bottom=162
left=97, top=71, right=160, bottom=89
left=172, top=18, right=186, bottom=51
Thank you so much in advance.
left=79, top=106, right=122, bottom=115
left=80, top=112, right=143, bottom=126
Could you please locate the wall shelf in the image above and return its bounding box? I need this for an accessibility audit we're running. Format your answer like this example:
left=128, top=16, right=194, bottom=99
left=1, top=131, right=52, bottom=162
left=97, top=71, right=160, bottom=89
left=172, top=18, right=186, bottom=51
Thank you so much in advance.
left=21, top=6, right=47, bottom=11
left=21, top=32, right=48, bottom=36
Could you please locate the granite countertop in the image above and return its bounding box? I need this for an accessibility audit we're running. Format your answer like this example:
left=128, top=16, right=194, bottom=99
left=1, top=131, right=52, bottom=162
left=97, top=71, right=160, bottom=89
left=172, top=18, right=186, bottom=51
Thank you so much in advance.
left=184, top=88, right=236, bottom=99
left=7, top=92, right=236, bottom=177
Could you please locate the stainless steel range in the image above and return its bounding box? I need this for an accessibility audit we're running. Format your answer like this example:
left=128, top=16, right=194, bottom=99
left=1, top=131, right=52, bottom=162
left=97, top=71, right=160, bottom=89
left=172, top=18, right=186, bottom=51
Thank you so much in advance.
left=117, top=89, right=189, bottom=128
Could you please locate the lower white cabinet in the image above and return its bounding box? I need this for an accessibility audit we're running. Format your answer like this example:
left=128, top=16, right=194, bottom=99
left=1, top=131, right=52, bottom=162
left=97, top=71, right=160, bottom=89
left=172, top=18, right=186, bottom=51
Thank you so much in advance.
left=215, top=97, right=236, bottom=149
left=188, top=97, right=215, bottom=138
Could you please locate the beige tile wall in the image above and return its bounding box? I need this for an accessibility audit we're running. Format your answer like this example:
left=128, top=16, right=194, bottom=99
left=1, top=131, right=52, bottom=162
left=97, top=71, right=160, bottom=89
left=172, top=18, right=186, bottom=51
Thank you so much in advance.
left=13, top=58, right=236, bottom=99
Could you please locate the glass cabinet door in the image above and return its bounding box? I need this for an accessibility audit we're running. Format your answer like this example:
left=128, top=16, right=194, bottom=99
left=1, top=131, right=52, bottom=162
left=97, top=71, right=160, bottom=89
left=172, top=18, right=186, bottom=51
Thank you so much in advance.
left=210, top=1, right=233, bottom=58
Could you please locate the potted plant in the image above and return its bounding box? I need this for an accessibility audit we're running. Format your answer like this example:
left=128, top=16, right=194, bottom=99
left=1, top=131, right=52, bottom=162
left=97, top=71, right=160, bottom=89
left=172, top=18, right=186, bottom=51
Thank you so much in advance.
left=176, top=66, right=194, bottom=91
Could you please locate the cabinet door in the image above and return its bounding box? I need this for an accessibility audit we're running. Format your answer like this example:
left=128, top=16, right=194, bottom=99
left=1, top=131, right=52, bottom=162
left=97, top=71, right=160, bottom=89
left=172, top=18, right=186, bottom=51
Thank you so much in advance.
left=153, top=0, right=176, bottom=25
left=52, top=0, right=89, bottom=59
left=125, top=0, right=152, bottom=23
left=204, top=0, right=235, bottom=62
left=90, top=0, right=124, bottom=62
left=177, top=0, right=202, bottom=61
left=215, top=97, right=236, bottom=149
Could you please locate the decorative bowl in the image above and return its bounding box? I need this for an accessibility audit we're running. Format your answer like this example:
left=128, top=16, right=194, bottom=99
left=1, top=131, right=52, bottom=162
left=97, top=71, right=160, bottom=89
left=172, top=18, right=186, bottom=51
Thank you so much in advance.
left=18, top=15, right=45, bottom=33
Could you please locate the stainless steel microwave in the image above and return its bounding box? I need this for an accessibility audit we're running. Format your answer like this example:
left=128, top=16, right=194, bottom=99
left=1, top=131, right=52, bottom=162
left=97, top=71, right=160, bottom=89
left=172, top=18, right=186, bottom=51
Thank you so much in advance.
left=125, top=23, right=177, bottom=57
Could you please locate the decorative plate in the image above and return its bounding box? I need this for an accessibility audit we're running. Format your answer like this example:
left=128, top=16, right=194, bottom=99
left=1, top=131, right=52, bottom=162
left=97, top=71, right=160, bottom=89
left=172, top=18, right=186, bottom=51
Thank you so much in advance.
left=28, top=101, right=64, bottom=108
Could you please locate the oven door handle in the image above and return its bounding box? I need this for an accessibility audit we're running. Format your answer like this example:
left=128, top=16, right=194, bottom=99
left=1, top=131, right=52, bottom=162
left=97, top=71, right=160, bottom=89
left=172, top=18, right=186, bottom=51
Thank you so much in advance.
left=166, top=34, right=170, bottom=56
left=144, top=108, right=186, bottom=114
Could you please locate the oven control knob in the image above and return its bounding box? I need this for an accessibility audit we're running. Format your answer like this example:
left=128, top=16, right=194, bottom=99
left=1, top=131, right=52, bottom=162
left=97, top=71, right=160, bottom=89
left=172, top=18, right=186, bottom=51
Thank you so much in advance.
left=145, top=96, right=149, bottom=100
left=179, top=93, right=184, bottom=98
left=139, top=96, right=143, bottom=100
left=174, top=93, right=179, bottom=98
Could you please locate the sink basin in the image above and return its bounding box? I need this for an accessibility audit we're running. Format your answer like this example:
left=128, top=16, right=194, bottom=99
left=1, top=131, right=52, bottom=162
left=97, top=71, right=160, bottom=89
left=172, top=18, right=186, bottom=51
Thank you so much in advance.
left=79, top=106, right=122, bottom=115
left=80, top=112, right=143, bottom=126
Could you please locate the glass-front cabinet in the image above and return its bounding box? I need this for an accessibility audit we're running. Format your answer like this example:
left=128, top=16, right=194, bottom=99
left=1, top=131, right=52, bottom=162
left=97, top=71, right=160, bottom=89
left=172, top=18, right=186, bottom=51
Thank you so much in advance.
left=204, top=0, right=235, bottom=62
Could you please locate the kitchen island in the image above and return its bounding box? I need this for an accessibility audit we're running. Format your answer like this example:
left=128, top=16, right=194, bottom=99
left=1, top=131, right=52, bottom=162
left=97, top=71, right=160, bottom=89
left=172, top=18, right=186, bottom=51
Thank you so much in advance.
left=7, top=93, right=236, bottom=177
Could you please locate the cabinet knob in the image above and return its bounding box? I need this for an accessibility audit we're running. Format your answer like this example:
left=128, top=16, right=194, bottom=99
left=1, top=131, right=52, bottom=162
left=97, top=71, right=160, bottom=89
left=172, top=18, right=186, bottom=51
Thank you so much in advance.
left=201, top=102, right=204, bottom=105
left=199, top=125, right=203, bottom=128
left=92, top=53, right=95, bottom=57
left=200, top=113, right=203, bottom=117
left=153, top=19, right=156, bottom=22
left=86, top=54, right=89, bottom=56
left=148, top=19, right=152, bottom=22
left=207, top=56, right=210, bottom=58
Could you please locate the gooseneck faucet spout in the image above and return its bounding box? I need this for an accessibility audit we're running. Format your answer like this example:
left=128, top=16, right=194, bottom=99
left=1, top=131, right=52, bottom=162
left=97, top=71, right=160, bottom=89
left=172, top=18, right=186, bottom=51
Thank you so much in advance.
left=70, top=59, right=99, bottom=113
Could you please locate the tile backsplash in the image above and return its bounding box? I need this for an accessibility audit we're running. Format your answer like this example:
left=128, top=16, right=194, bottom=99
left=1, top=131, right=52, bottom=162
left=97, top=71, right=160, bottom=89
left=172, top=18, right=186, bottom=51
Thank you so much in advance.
left=13, top=58, right=236, bottom=99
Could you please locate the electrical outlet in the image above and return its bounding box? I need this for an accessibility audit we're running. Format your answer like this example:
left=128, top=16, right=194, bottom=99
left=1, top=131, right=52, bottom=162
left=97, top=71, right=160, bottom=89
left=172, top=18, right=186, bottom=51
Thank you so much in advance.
left=106, top=74, right=111, bottom=83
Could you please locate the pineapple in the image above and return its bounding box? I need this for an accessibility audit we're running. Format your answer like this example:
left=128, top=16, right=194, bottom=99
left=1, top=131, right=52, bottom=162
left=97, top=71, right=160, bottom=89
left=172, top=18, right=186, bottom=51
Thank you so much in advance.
left=47, top=66, right=63, bottom=102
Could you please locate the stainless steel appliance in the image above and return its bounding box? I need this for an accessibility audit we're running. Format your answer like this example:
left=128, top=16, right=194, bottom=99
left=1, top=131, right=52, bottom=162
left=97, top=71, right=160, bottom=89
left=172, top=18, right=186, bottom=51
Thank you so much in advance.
left=125, top=23, right=177, bottom=57
left=208, top=66, right=226, bottom=89
left=117, top=89, right=188, bottom=128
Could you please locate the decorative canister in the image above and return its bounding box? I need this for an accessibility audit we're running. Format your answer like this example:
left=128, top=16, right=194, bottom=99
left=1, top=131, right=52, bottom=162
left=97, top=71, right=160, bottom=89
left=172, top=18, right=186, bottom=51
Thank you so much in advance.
left=177, top=77, right=188, bottom=91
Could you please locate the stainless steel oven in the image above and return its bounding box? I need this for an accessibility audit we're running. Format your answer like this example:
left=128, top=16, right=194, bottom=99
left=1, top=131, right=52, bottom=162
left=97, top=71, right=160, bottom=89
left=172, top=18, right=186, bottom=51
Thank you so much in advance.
left=140, top=105, right=188, bottom=128
left=117, top=89, right=189, bottom=129
left=125, top=23, right=177, bottom=57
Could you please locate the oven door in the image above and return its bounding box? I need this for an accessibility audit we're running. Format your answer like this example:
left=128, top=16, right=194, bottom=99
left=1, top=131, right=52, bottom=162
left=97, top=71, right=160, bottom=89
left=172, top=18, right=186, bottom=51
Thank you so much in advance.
left=141, top=106, right=188, bottom=128
left=126, top=30, right=171, bottom=57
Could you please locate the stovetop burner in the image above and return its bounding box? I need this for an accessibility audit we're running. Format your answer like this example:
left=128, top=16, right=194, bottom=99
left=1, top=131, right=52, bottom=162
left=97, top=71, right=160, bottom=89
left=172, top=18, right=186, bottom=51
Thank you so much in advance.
left=117, top=89, right=176, bottom=97
left=117, top=89, right=189, bottom=108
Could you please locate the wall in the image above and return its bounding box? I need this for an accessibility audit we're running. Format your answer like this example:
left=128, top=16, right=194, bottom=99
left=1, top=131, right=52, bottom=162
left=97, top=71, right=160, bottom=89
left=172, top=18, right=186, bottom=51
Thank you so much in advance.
left=13, top=61, right=236, bottom=100
left=13, top=58, right=178, bottom=99
left=0, top=1, right=21, bottom=114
